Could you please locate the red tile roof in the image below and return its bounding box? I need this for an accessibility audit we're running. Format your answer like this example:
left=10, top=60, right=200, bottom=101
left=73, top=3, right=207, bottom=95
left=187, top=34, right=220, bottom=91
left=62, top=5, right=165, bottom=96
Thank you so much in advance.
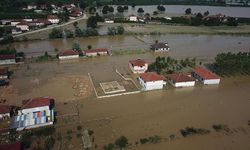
left=0, top=142, right=21, bottom=150
left=193, top=66, right=219, bottom=80
left=139, top=72, right=165, bottom=82
left=84, top=48, right=108, bottom=54
left=129, top=59, right=146, bottom=67
left=58, top=50, right=79, bottom=56
left=0, top=54, right=16, bottom=60
left=16, top=21, right=29, bottom=26
left=47, top=15, right=59, bottom=19
left=0, top=105, right=11, bottom=114
left=22, top=97, right=51, bottom=109
left=169, top=73, right=195, bottom=83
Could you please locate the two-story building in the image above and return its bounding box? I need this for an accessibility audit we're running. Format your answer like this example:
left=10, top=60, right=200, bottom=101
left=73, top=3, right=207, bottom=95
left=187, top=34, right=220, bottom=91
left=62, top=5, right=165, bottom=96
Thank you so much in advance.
left=139, top=72, right=166, bottom=91
left=129, top=59, right=148, bottom=74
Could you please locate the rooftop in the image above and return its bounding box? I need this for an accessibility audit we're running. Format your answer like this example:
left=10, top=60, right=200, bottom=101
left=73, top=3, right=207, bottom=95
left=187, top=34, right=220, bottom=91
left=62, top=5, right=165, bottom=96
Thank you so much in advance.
left=22, top=97, right=52, bottom=109
left=58, top=50, right=79, bottom=56
left=139, top=72, right=165, bottom=82
left=0, top=105, right=11, bottom=114
left=151, top=42, right=169, bottom=49
left=47, top=15, right=59, bottom=19
left=0, top=67, right=8, bottom=75
left=193, top=66, right=220, bottom=80
left=84, top=48, right=108, bottom=53
left=168, top=73, right=195, bottom=83
left=0, top=54, right=15, bottom=60
left=129, top=59, right=147, bottom=67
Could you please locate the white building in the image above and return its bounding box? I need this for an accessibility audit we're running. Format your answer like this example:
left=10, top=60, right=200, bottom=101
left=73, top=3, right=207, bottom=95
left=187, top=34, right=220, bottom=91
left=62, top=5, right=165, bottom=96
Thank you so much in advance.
left=0, top=68, right=9, bottom=79
left=0, top=54, right=16, bottom=65
left=128, top=15, right=138, bottom=22
left=0, top=105, right=11, bottom=119
left=11, top=19, right=22, bottom=26
left=84, top=48, right=109, bottom=57
left=105, top=19, right=114, bottom=23
left=11, top=97, right=55, bottom=131
left=129, top=59, right=148, bottom=74
left=150, top=42, right=170, bottom=52
left=139, top=72, right=166, bottom=91
left=16, top=22, right=29, bottom=31
left=58, top=50, right=79, bottom=60
left=168, top=73, right=195, bottom=87
left=47, top=15, right=60, bottom=24
left=192, top=66, right=220, bottom=85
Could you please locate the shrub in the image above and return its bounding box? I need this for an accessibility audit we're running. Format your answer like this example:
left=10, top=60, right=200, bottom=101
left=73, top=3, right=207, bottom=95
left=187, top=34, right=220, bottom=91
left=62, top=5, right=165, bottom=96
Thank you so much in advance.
left=115, top=136, right=128, bottom=149
left=212, top=124, right=229, bottom=132
left=77, top=125, right=82, bottom=131
left=180, top=127, right=210, bottom=137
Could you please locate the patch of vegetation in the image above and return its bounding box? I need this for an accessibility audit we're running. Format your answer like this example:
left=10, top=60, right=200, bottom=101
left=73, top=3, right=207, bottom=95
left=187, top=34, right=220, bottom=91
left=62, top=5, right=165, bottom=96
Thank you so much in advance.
left=107, top=26, right=124, bottom=35
left=103, top=143, right=115, bottom=150
left=210, top=52, right=250, bottom=76
left=36, top=52, right=55, bottom=62
left=115, top=136, right=128, bottom=150
left=180, top=127, right=210, bottom=137
left=44, top=136, right=55, bottom=150
left=112, top=49, right=146, bottom=55
left=140, top=135, right=161, bottom=144
left=212, top=124, right=229, bottom=132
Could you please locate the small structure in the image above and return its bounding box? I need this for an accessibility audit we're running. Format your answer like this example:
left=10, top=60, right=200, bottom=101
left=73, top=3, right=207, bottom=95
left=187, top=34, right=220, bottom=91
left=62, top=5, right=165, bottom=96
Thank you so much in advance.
left=0, top=54, right=16, bottom=65
left=84, top=48, right=108, bottom=57
left=104, top=19, right=114, bottom=23
left=70, top=8, right=83, bottom=17
left=47, top=15, right=60, bottom=24
left=0, top=68, right=10, bottom=79
left=11, top=97, right=55, bottom=131
left=0, top=105, right=11, bottom=119
left=11, top=28, right=22, bottom=35
left=192, top=66, right=220, bottom=85
left=58, top=50, right=79, bottom=60
left=16, top=22, right=29, bottom=31
left=168, top=73, right=195, bottom=87
left=139, top=72, right=166, bottom=91
left=128, top=15, right=138, bottom=22
left=129, top=59, right=148, bottom=74
left=10, top=19, right=23, bottom=26
left=151, top=42, right=170, bottom=52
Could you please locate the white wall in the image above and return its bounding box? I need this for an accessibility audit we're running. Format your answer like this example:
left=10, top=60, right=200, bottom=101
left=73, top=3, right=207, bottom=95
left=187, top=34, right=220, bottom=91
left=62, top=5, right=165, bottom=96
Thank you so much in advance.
left=19, top=106, right=50, bottom=114
left=204, top=79, right=220, bottom=85
left=16, top=25, right=29, bottom=31
left=0, top=59, right=16, bottom=65
left=0, top=113, right=10, bottom=119
left=59, top=55, right=79, bottom=60
left=86, top=52, right=107, bottom=57
left=139, top=77, right=165, bottom=91
left=174, top=81, right=195, bottom=87
left=48, top=19, right=59, bottom=24
left=129, top=63, right=148, bottom=74
left=129, top=16, right=137, bottom=21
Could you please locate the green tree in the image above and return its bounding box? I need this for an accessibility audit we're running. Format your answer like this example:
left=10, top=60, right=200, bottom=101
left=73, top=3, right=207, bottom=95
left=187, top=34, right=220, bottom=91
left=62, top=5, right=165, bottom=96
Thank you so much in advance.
left=49, top=28, right=63, bottom=39
left=0, top=35, right=14, bottom=44
left=117, top=26, right=124, bottom=34
left=107, top=27, right=117, bottom=35
left=44, top=136, right=55, bottom=150
left=157, top=5, right=165, bottom=12
left=137, top=8, right=144, bottom=13
left=87, top=16, right=97, bottom=28
left=115, top=136, right=128, bottom=150
left=65, top=29, right=73, bottom=38
left=75, top=27, right=83, bottom=37
left=89, top=6, right=96, bottom=14
left=102, top=5, right=109, bottom=14
left=72, top=43, right=82, bottom=52
left=204, top=11, right=209, bottom=16
left=103, top=143, right=115, bottom=150
left=86, top=28, right=98, bottom=36
left=117, top=6, right=124, bottom=13
left=185, top=8, right=192, bottom=15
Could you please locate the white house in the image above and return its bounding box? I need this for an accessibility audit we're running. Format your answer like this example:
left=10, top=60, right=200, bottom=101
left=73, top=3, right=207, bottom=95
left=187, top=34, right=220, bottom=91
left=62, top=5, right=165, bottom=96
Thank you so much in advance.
left=129, top=59, right=148, bottom=74
left=0, top=54, right=16, bottom=65
left=128, top=15, right=138, bottom=22
left=84, top=48, right=109, bottom=57
left=105, top=19, right=114, bottom=23
left=11, top=19, right=23, bottom=26
left=27, top=4, right=37, bottom=10
left=168, top=73, right=195, bottom=87
left=47, top=15, right=60, bottom=24
left=58, top=50, right=79, bottom=60
left=138, top=72, right=166, bottom=91
left=192, top=66, right=220, bottom=85
left=11, top=97, right=55, bottom=131
left=16, top=22, right=29, bottom=31
left=0, top=105, right=11, bottom=119
left=150, top=42, right=170, bottom=52
left=12, top=28, right=22, bottom=35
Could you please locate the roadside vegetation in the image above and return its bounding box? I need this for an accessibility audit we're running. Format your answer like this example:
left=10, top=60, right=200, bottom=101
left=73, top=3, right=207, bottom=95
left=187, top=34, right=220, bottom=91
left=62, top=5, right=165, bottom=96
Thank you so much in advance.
left=210, top=52, right=250, bottom=76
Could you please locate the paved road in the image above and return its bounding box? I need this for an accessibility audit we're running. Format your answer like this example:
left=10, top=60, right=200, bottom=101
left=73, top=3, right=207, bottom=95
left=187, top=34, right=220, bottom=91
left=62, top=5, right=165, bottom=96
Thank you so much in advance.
left=13, top=14, right=88, bottom=38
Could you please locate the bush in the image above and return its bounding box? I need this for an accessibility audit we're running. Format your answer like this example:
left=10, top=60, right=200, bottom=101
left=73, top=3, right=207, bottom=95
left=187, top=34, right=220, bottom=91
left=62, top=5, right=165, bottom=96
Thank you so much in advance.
left=180, top=127, right=210, bottom=137
left=212, top=124, right=229, bottom=132
left=77, top=125, right=82, bottom=131
left=103, top=143, right=115, bottom=150
left=115, top=136, right=128, bottom=149
left=44, top=136, right=55, bottom=150
left=49, top=28, right=63, bottom=39
left=0, top=34, right=14, bottom=44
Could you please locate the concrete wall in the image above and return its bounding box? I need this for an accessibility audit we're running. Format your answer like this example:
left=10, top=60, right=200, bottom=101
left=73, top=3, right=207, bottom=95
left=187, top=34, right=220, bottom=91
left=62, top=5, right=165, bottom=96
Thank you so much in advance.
left=204, top=79, right=220, bottom=85
left=86, top=52, right=108, bottom=57
left=59, top=55, right=79, bottom=60
left=19, top=106, right=50, bottom=114
left=129, top=63, right=148, bottom=74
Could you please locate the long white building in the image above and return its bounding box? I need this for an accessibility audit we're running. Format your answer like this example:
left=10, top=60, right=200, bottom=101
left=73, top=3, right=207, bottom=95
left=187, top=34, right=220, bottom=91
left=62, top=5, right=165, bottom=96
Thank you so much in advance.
left=192, top=66, right=220, bottom=85
left=168, top=73, right=195, bottom=88
left=139, top=72, right=166, bottom=91
left=58, top=50, right=79, bottom=60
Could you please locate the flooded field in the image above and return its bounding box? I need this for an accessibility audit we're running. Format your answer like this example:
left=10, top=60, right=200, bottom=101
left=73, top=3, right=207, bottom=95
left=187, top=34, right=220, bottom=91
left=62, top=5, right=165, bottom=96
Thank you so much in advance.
left=1, top=53, right=250, bottom=149
left=5, top=34, right=250, bottom=59
left=97, top=5, right=250, bottom=18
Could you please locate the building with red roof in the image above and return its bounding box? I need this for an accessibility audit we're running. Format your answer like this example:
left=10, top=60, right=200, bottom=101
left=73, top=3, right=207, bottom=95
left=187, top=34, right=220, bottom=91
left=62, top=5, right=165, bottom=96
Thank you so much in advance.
left=16, top=21, right=29, bottom=31
left=0, top=105, right=12, bottom=119
left=192, top=66, right=220, bottom=85
left=0, top=142, right=22, bottom=150
left=84, top=48, right=109, bottom=57
left=0, top=54, right=16, bottom=65
left=129, top=59, right=148, bottom=74
left=0, top=67, right=9, bottom=79
left=168, top=73, right=195, bottom=87
left=128, top=14, right=138, bottom=22
left=11, top=97, right=54, bottom=131
left=139, top=72, right=166, bottom=91
left=47, top=15, right=59, bottom=24
left=58, top=50, right=79, bottom=60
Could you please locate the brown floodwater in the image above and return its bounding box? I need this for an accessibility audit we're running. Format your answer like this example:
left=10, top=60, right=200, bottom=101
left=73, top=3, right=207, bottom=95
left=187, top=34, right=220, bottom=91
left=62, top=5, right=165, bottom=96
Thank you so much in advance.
left=4, top=34, right=250, bottom=59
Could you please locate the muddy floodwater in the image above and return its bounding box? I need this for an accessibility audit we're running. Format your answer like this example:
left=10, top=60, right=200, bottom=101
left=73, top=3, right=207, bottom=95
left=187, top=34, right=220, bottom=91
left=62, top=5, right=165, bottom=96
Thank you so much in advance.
left=8, top=34, right=250, bottom=59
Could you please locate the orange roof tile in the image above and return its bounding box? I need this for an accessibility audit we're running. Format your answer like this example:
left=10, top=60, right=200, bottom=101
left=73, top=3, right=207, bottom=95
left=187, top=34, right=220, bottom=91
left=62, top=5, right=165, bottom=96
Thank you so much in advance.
left=140, top=72, right=165, bottom=82
left=193, top=66, right=219, bottom=80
